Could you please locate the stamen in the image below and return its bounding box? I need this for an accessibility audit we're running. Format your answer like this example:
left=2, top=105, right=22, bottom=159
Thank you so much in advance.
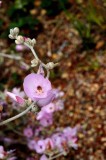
left=37, top=86, right=42, bottom=91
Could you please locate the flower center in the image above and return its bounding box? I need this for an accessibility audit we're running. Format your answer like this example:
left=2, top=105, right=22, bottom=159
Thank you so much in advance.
left=36, top=85, right=43, bottom=94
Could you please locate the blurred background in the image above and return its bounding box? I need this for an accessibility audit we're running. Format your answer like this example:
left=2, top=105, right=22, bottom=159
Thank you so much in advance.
left=0, top=0, right=106, bottom=159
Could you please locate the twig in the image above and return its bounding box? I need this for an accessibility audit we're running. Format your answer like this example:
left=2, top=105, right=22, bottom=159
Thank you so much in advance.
left=47, top=20, right=63, bottom=56
left=0, top=52, right=30, bottom=69
left=24, top=43, right=50, bottom=78
left=0, top=102, right=35, bottom=126
left=49, top=152, right=64, bottom=160
left=0, top=53, right=22, bottom=60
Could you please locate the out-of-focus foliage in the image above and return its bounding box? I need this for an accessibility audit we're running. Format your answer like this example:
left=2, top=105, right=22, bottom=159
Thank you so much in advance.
left=0, top=0, right=106, bottom=50
left=73, top=19, right=95, bottom=50
left=0, top=0, right=40, bottom=38
left=65, top=0, right=106, bottom=50
left=41, top=0, right=70, bottom=16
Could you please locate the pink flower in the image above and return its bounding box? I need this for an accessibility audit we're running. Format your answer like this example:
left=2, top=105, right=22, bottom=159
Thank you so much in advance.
left=63, top=127, right=78, bottom=149
left=23, top=73, right=55, bottom=106
left=40, top=154, right=48, bottom=160
left=28, top=140, right=36, bottom=150
left=35, top=140, right=46, bottom=154
left=51, top=133, right=66, bottom=151
left=42, top=103, right=55, bottom=113
left=67, top=137, right=78, bottom=149
left=44, top=138, right=54, bottom=150
left=23, top=73, right=51, bottom=99
left=6, top=92, right=25, bottom=105
left=36, top=110, right=45, bottom=120
left=0, top=1, right=2, bottom=7
left=36, top=108, right=53, bottom=127
left=63, top=127, right=77, bottom=139
left=39, top=113, right=53, bottom=127
left=23, top=127, right=33, bottom=138
left=0, top=146, right=5, bottom=159
left=55, top=100, right=64, bottom=111
left=55, top=89, right=64, bottom=98
left=36, top=103, right=55, bottom=122
left=12, top=88, right=25, bottom=98
left=15, top=44, right=29, bottom=51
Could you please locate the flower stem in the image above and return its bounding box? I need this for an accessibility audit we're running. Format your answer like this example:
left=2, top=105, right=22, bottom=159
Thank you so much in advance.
left=0, top=102, right=35, bottom=126
left=49, top=152, right=64, bottom=160
left=0, top=53, right=21, bottom=60
left=24, top=42, right=50, bottom=78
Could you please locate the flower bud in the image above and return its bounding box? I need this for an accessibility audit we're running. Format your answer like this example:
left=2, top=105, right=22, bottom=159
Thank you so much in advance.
left=14, top=27, right=19, bottom=34
left=31, top=59, right=39, bottom=67
left=9, top=27, right=20, bottom=39
left=25, top=38, right=36, bottom=47
left=15, top=35, right=24, bottom=44
left=8, top=34, right=15, bottom=39
left=46, top=62, right=59, bottom=70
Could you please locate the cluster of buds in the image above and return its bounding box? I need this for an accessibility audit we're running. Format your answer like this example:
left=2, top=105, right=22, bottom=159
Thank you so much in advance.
left=8, top=27, right=19, bottom=39
left=9, top=27, right=36, bottom=47
left=25, top=38, right=36, bottom=47
left=8, top=27, right=58, bottom=76
left=15, top=35, right=24, bottom=44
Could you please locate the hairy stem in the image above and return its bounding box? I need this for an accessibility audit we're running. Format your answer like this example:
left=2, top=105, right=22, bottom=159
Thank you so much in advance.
left=24, top=42, right=50, bottom=78
left=0, top=102, right=35, bottom=126
left=0, top=53, right=21, bottom=60
left=49, top=152, right=64, bottom=160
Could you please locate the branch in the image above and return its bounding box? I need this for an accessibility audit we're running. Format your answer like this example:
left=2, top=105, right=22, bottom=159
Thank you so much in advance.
left=0, top=102, right=35, bottom=126
left=24, top=43, right=50, bottom=78
left=0, top=53, right=22, bottom=60
left=49, top=151, right=65, bottom=160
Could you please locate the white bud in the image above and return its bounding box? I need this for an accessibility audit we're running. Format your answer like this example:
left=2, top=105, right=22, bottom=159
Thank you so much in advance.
left=31, top=59, right=39, bottom=67
left=15, top=35, right=24, bottom=44
left=8, top=34, right=15, bottom=39
left=25, top=38, right=36, bottom=47
left=46, top=62, right=59, bottom=70
left=14, top=27, right=19, bottom=34
left=32, top=38, right=36, bottom=44
left=9, top=27, right=20, bottom=39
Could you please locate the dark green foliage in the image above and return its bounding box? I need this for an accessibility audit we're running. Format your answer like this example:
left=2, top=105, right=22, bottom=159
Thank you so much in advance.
left=9, top=16, right=39, bottom=30
left=73, top=19, right=95, bottom=50
left=41, top=0, right=70, bottom=16
left=7, top=0, right=34, bottom=18
left=0, top=0, right=41, bottom=38
left=0, top=20, right=3, bottom=27
left=7, top=0, right=39, bottom=30
left=11, top=73, right=22, bottom=86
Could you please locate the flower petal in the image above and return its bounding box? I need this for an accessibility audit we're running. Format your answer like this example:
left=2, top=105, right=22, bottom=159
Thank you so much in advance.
left=6, top=92, right=25, bottom=105
left=36, top=90, right=56, bottom=107
left=6, top=92, right=17, bottom=101
left=23, top=73, right=52, bottom=100
left=16, top=96, right=25, bottom=105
